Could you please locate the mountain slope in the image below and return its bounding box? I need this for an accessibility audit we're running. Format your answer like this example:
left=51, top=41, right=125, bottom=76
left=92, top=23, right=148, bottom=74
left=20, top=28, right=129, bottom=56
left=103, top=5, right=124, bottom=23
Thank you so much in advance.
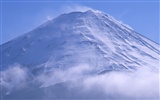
left=1, top=10, right=159, bottom=72
left=0, top=10, right=159, bottom=99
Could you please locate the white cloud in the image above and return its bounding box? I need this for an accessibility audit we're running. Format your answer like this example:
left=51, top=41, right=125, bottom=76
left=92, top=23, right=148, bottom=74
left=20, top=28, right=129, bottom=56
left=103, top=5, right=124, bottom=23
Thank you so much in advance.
left=1, top=64, right=159, bottom=99
left=82, top=70, right=159, bottom=99
left=36, top=64, right=92, bottom=87
left=1, top=64, right=29, bottom=94
left=35, top=64, right=159, bottom=99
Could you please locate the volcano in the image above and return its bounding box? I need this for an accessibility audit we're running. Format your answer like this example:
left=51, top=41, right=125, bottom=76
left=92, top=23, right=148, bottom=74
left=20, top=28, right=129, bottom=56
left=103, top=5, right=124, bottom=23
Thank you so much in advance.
left=1, top=9, right=159, bottom=99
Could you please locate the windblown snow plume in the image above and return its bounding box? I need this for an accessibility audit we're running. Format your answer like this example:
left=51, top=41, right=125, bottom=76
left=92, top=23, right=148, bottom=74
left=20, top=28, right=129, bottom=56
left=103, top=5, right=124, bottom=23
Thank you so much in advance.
left=61, top=4, right=92, bottom=13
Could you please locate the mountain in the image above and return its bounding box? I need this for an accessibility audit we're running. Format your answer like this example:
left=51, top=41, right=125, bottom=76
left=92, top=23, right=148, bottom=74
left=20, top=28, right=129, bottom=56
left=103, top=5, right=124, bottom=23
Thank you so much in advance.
left=0, top=9, right=159, bottom=99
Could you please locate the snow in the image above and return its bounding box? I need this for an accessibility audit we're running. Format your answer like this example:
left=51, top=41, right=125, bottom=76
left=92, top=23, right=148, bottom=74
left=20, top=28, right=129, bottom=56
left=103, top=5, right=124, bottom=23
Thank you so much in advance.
left=0, top=9, right=159, bottom=99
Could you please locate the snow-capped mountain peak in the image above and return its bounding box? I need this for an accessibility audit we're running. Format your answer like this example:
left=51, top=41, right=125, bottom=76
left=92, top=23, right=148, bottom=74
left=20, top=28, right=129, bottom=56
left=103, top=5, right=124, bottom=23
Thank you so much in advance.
left=1, top=9, right=159, bottom=99
left=1, top=10, right=159, bottom=72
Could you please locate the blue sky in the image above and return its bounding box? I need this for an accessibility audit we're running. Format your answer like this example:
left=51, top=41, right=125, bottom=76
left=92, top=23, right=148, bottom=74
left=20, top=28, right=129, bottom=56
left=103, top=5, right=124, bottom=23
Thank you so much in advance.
left=1, top=0, right=159, bottom=44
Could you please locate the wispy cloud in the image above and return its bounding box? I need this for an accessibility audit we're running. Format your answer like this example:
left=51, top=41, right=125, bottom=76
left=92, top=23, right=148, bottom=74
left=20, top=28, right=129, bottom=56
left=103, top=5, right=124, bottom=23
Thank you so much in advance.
left=1, top=63, right=159, bottom=99
left=1, top=64, right=29, bottom=95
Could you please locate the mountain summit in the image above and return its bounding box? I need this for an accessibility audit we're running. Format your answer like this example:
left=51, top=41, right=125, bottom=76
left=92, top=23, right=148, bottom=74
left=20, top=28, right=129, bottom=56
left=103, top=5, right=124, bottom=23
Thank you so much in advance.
left=1, top=10, right=159, bottom=99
